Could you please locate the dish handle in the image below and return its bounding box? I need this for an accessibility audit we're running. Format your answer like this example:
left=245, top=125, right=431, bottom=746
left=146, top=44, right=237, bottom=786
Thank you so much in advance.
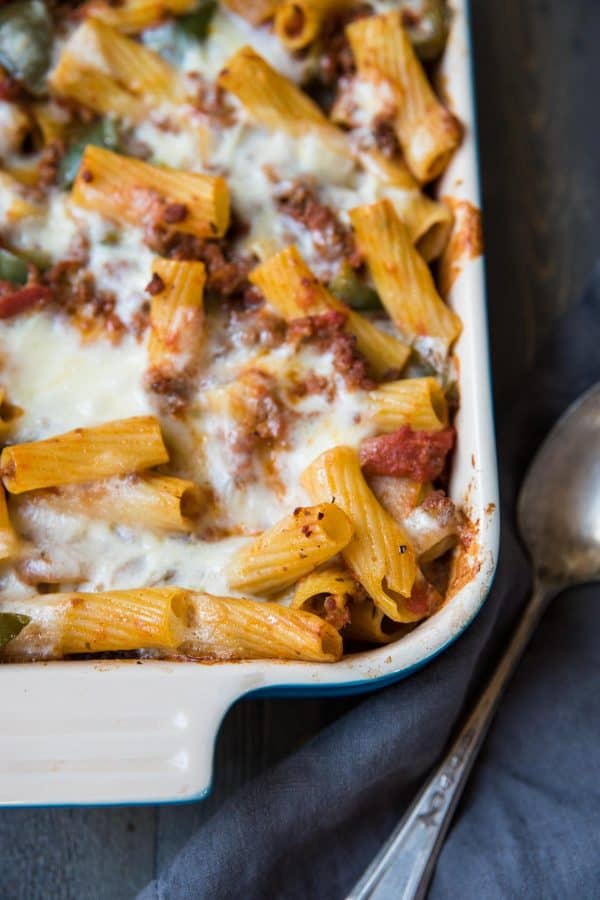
left=0, top=661, right=260, bottom=806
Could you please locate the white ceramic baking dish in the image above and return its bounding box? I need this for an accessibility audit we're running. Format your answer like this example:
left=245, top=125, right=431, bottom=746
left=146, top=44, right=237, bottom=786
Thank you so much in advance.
left=0, top=0, right=499, bottom=807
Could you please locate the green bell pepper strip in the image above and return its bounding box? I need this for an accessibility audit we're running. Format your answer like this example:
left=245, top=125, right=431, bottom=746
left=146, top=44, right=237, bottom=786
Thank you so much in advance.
left=0, top=612, right=30, bottom=648
left=0, top=0, right=54, bottom=96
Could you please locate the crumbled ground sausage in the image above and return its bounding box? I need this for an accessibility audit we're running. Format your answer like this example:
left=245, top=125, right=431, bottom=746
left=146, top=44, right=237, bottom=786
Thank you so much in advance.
left=287, top=309, right=375, bottom=390
left=163, top=202, right=188, bottom=224
left=145, top=273, right=165, bottom=296
left=372, top=115, right=400, bottom=158
left=323, top=594, right=351, bottom=629
left=145, top=228, right=257, bottom=302
left=0, top=74, right=23, bottom=102
left=274, top=178, right=362, bottom=268
left=287, top=370, right=335, bottom=402
left=187, top=73, right=238, bottom=126
left=41, top=260, right=126, bottom=342
left=144, top=368, right=193, bottom=415
left=230, top=370, right=291, bottom=484
left=317, top=4, right=372, bottom=85
left=130, top=300, right=151, bottom=340
left=35, top=139, right=64, bottom=191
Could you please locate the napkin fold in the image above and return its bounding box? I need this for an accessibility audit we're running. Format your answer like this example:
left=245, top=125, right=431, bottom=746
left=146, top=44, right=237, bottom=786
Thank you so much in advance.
left=139, top=267, right=600, bottom=900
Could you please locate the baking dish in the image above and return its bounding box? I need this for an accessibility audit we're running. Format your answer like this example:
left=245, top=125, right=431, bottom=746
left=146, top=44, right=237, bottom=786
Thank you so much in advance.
left=0, top=0, right=499, bottom=806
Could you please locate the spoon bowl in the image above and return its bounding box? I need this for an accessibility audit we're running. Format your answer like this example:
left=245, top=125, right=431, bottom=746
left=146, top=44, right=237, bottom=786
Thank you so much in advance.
left=518, top=383, right=600, bottom=584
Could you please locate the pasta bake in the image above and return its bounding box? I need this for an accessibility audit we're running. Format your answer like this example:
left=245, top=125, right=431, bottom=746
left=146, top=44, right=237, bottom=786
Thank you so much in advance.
left=0, top=0, right=472, bottom=664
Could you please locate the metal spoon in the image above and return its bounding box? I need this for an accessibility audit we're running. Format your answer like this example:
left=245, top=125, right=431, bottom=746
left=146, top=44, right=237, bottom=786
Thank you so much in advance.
left=347, top=382, right=600, bottom=900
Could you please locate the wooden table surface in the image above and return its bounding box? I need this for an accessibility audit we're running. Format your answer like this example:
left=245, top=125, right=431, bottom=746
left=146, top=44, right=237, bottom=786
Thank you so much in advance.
left=3, top=2, right=600, bottom=897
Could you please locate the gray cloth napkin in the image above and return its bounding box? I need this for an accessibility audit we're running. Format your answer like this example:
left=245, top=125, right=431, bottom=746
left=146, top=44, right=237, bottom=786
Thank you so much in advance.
left=138, top=268, right=600, bottom=900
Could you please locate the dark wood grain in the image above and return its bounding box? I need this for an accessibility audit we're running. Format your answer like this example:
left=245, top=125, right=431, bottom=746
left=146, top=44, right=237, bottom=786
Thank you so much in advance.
left=2, top=2, right=599, bottom=897
left=472, top=0, right=600, bottom=407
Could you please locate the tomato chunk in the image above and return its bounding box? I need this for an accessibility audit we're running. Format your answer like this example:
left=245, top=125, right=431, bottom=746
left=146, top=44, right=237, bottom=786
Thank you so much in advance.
left=0, top=284, right=51, bottom=319
left=360, top=425, right=455, bottom=481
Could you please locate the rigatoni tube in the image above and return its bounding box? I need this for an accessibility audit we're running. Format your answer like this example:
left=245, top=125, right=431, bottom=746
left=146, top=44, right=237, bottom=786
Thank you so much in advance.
left=12, top=474, right=205, bottom=533
left=403, top=494, right=459, bottom=563
left=1, top=589, right=343, bottom=662
left=369, top=377, right=448, bottom=432
left=275, top=0, right=353, bottom=50
left=359, top=149, right=453, bottom=261
left=350, top=199, right=461, bottom=350
left=291, top=564, right=360, bottom=630
left=220, top=0, right=280, bottom=25
left=72, top=146, right=230, bottom=239
left=218, top=46, right=351, bottom=159
left=346, top=12, right=461, bottom=182
left=0, top=485, right=17, bottom=559
left=50, top=19, right=185, bottom=118
left=250, top=245, right=410, bottom=375
left=344, top=599, right=410, bottom=644
left=302, top=446, right=420, bottom=622
left=84, top=0, right=198, bottom=33
left=0, top=588, right=187, bottom=659
left=249, top=243, right=331, bottom=316
left=1, top=416, right=169, bottom=494
left=229, top=503, right=354, bottom=594
left=180, top=592, right=343, bottom=662
left=147, top=258, right=206, bottom=375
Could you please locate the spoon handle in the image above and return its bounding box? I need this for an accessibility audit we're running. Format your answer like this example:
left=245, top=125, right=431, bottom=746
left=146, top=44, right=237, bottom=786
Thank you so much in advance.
left=346, top=579, right=556, bottom=900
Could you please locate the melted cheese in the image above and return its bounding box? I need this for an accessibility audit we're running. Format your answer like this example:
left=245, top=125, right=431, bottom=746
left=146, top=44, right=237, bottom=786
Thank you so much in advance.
left=80, top=212, right=155, bottom=325
left=176, top=7, right=307, bottom=81
left=12, top=192, right=79, bottom=262
left=0, top=314, right=150, bottom=440
left=11, top=500, right=248, bottom=595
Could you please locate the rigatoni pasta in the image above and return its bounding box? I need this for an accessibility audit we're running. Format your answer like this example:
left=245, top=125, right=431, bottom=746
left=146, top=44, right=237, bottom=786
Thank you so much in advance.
left=275, top=0, right=353, bottom=50
left=346, top=10, right=461, bottom=182
left=344, top=600, right=408, bottom=645
left=218, top=46, right=351, bottom=159
left=350, top=199, right=462, bottom=350
left=0, top=0, right=471, bottom=664
left=85, top=0, right=198, bottom=33
left=292, top=564, right=359, bottom=614
left=359, top=149, right=454, bottom=261
left=179, top=592, right=343, bottom=662
left=1, top=417, right=169, bottom=493
left=11, top=475, right=206, bottom=534
left=0, top=485, right=18, bottom=560
left=0, top=588, right=185, bottom=658
left=220, top=0, right=281, bottom=24
left=229, top=503, right=354, bottom=594
left=147, top=259, right=206, bottom=375
left=249, top=245, right=411, bottom=373
left=302, top=446, right=420, bottom=622
left=61, top=587, right=185, bottom=654
left=51, top=19, right=186, bottom=117
left=369, top=377, right=448, bottom=432
left=72, top=146, right=230, bottom=239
